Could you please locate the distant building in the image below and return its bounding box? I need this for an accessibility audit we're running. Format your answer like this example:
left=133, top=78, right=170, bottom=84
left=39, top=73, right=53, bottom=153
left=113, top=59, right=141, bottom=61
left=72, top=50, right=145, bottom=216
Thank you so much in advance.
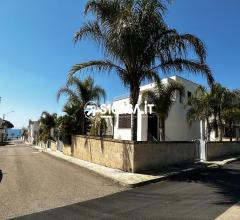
left=0, top=118, right=3, bottom=144
left=27, top=120, right=40, bottom=144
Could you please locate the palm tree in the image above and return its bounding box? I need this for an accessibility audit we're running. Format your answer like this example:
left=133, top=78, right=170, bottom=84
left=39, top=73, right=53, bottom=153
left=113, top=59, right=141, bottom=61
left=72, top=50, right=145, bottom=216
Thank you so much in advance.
left=57, top=76, right=106, bottom=134
left=187, top=86, right=212, bottom=141
left=221, top=90, right=240, bottom=141
left=142, top=80, right=184, bottom=141
left=39, top=112, right=58, bottom=144
left=69, top=0, right=213, bottom=141
left=90, top=113, right=108, bottom=137
left=208, top=84, right=227, bottom=140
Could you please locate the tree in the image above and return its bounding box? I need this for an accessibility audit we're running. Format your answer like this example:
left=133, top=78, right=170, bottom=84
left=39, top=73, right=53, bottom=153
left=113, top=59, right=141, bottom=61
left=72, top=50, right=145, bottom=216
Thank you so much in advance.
left=57, top=76, right=106, bottom=135
left=3, top=120, right=14, bottom=129
left=70, top=0, right=213, bottom=141
left=187, top=86, right=212, bottom=141
left=39, top=112, right=57, bottom=144
left=57, top=103, right=85, bottom=144
left=208, top=83, right=229, bottom=140
left=142, top=80, right=184, bottom=141
left=187, top=84, right=240, bottom=141
left=90, top=113, right=108, bottom=137
left=221, top=90, right=240, bottom=141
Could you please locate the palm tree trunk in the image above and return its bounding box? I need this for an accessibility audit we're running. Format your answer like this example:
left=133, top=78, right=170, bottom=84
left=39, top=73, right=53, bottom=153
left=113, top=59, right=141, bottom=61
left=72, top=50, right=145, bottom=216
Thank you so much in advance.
left=130, top=83, right=140, bottom=141
left=161, top=118, right=166, bottom=141
left=206, top=118, right=211, bottom=141
left=159, top=117, right=166, bottom=141
left=219, top=116, right=223, bottom=141
left=131, top=112, right=138, bottom=141
left=213, top=115, right=218, bottom=138
left=230, top=121, right=233, bottom=142
left=158, top=115, right=161, bottom=141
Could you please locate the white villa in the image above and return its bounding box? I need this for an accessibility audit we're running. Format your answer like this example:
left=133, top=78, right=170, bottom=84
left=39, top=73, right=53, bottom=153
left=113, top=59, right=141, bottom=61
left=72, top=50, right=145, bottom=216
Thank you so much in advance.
left=27, top=120, right=40, bottom=144
left=113, top=75, right=202, bottom=141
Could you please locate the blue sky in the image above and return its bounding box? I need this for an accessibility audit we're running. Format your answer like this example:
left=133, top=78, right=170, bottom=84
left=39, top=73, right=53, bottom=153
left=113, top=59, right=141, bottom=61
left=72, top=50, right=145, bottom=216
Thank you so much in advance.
left=0, top=0, right=239, bottom=128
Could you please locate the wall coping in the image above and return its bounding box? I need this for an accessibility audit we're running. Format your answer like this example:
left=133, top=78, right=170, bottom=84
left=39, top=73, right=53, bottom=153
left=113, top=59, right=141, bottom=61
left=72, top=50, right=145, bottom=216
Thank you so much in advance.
left=135, top=141, right=194, bottom=144
left=73, top=135, right=134, bottom=144
left=73, top=135, right=195, bottom=145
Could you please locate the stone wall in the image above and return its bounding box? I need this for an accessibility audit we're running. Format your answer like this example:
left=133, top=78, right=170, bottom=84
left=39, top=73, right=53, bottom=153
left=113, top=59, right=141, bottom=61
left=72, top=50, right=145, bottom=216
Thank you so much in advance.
left=207, top=142, right=240, bottom=160
left=50, top=141, right=57, bottom=151
left=72, top=135, right=134, bottom=172
left=72, top=136, right=197, bottom=172
left=63, top=144, right=72, bottom=156
left=134, top=141, right=196, bottom=172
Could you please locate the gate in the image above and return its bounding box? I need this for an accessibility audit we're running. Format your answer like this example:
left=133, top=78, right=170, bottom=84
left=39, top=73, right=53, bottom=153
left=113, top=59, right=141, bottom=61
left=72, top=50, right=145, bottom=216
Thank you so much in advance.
left=57, top=141, right=64, bottom=152
left=195, top=139, right=207, bottom=161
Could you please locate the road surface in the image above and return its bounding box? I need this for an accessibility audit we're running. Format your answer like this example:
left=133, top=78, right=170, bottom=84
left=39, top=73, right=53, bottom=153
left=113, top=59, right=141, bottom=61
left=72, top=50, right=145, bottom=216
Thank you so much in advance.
left=0, top=141, right=124, bottom=219
left=15, top=158, right=240, bottom=219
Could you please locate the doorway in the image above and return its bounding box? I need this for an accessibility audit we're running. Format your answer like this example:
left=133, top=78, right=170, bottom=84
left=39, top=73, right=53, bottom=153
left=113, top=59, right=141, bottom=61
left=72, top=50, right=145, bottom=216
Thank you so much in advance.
left=148, top=114, right=158, bottom=141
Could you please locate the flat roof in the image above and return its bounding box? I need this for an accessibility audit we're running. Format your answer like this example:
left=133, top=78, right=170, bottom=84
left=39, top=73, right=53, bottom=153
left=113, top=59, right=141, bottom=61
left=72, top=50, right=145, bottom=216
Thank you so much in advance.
left=113, top=75, right=201, bottom=101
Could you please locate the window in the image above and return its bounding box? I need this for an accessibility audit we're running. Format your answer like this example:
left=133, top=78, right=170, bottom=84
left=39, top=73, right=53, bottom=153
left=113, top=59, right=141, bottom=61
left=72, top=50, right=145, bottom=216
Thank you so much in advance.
left=118, top=114, right=131, bottom=129
left=187, top=91, right=192, bottom=99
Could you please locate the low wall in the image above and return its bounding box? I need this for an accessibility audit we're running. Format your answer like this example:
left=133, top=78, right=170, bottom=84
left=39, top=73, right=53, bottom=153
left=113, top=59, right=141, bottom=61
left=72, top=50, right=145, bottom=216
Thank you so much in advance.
left=134, top=141, right=196, bottom=172
left=37, top=141, right=48, bottom=149
left=50, top=141, right=57, bottom=151
left=63, top=144, right=72, bottom=156
left=207, top=142, right=240, bottom=160
left=72, top=135, right=134, bottom=172
left=72, top=136, right=197, bottom=172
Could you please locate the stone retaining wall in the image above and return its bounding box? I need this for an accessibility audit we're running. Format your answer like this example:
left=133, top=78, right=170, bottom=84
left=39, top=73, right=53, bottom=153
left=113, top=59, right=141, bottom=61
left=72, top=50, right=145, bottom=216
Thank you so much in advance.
left=207, top=142, right=240, bottom=160
left=63, top=144, right=72, bottom=156
left=71, top=136, right=197, bottom=172
left=50, top=141, right=57, bottom=151
left=72, top=135, right=134, bottom=172
left=134, top=141, right=196, bottom=172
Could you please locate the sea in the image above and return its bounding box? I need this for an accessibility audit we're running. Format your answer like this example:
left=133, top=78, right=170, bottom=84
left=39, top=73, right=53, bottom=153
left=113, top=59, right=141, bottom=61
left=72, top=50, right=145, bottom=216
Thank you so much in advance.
left=7, top=129, right=22, bottom=139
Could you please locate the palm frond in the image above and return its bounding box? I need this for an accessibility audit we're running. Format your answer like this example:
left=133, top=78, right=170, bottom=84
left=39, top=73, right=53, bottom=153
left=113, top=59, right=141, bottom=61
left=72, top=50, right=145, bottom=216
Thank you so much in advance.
left=159, top=59, right=214, bottom=86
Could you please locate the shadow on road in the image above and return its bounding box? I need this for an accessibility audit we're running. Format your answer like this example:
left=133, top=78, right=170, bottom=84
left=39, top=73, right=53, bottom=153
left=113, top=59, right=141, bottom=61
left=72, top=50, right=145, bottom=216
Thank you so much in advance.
left=167, top=161, right=240, bottom=205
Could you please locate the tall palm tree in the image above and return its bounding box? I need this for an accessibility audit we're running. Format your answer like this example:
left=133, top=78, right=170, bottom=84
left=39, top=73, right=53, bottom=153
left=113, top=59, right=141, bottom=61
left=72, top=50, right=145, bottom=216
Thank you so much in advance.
left=57, top=76, right=106, bottom=134
left=142, top=80, right=184, bottom=141
left=69, top=0, right=213, bottom=141
left=187, top=86, right=212, bottom=141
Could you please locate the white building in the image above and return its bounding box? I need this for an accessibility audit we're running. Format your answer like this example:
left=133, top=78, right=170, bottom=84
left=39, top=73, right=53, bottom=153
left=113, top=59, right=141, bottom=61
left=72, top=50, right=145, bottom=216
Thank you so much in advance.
left=27, top=120, right=40, bottom=144
left=113, top=75, right=201, bottom=141
left=0, top=118, right=4, bottom=144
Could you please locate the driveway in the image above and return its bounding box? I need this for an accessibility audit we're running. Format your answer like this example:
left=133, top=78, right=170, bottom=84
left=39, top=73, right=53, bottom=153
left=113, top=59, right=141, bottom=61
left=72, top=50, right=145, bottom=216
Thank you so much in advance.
left=14, top=159, right=240, bottom=219
left=0, top=142, right=124, bottom=219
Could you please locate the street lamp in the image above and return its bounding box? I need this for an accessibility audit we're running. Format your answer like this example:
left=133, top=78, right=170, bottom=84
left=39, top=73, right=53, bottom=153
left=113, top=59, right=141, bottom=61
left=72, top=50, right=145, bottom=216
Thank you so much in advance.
left=3, top=111, right=15, bottom=120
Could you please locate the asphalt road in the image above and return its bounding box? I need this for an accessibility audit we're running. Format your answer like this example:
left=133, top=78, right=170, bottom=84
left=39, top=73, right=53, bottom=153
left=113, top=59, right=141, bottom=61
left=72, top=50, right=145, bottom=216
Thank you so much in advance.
left=14, top=160, right=240, bottom=219
left=0, top=141, right=124, bottom=219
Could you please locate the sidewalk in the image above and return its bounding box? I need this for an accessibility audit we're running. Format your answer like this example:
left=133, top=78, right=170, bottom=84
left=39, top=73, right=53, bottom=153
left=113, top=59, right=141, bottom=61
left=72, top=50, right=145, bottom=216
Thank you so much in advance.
left=32, top=145, right=240, bottom=188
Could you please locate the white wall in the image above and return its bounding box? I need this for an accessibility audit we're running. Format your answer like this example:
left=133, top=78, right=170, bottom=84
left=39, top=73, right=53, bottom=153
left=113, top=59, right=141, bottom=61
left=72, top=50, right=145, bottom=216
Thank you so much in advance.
left=113, top=98, right=132, bottom=140
left=28, top=121, right=39, bottom=143
left=165, top=76, right=201, bottom=141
